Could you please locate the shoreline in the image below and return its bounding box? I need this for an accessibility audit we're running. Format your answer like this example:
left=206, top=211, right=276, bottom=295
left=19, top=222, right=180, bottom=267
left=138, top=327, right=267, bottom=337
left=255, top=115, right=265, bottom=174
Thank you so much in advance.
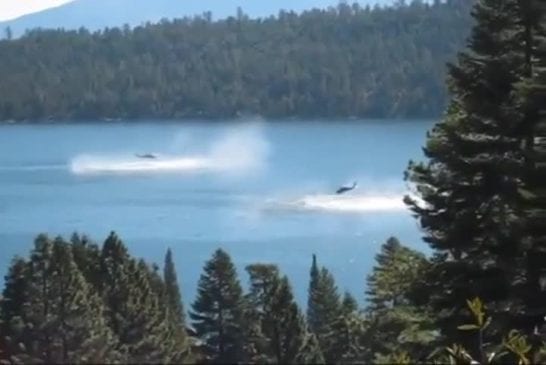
left=0, top=117, right=439, bottom=125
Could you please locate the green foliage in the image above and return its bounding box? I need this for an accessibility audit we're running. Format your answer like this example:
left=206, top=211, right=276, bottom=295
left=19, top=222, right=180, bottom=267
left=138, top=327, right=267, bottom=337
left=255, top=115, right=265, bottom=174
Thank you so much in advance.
left=364, top=237, right=436, bottom=362
left=405, top=0, right=546, bottom=345
left=2, top=235, right=120, bottom=363
left=162, top=248, right=191, bottom=361
left=307, top=254, right=320, bottom=332
left=514, top=1, right=546, bottom=336
left=295, top=332, right=325, bottom=364
left=0, top=233, right=192, bottom=364
left=164, top=248, right=186, bottom=328
left=246, top=263, right=324, bottom=364
left=70, top=232, right=101, bottom=289
left=375, top=351, right=413, bottom=364
left=341, top=291, right=358, bottom=314
left=0, top=257, right=29, bottom=362
left=366, top=237, right=429, bottom=310
left=306, top=255, right=342, bottom=362
left=190, top=249, right=246, bottom=364
left=0, top=1, right=473, bottom=121
left=99, top=233, right=191, bottom=363
left=435, top=298, right=540, bottom=365
left=326, top=299, right=367, bottom=363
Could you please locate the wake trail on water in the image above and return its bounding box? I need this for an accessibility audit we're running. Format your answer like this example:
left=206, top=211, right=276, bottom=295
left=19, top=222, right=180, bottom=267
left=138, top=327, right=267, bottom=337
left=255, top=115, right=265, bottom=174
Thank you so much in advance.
left=264, top=193, right=411, bottom=214
left=69, top=125, right=270, bottom=176
left=70, top=155, right=212, bottom=175
left=0, top=164, right=67, bottom=172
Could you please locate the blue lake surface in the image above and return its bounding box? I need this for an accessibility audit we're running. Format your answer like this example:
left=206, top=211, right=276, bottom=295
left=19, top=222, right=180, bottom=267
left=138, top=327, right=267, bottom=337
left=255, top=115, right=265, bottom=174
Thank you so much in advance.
left=0, top=119, right=434, bottom=306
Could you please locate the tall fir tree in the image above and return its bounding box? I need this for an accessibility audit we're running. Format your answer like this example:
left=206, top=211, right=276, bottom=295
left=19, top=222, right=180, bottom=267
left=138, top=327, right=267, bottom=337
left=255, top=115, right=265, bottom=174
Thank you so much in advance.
left=364, top=237, right=435, bottom=361
left=70, top=232, right=101, bottom=290
left=190, top=249, right=246, bottom=364
left=0, top=257, right=29, bottom=362
left=326, top=292, right=367, bottom=364
left=3, top=235, right=119, bottom=363
left=366, top=237, right=428, bottom=310
left=148, top=260, right=192, bottom=363
left=164, top=248, right=186, bottom=329
left=100, top=232, right=185, bottom=363
left=341, top=291, right=358, bottom=314
left=404, top=0, right=539, bottom=346
left=246, top=264, right=324, bottom=364
left=307, top=254, right=320, bottom=332
left=516, top=1, right=546, bottom=336
left=306, top=255, right=341, bottom=363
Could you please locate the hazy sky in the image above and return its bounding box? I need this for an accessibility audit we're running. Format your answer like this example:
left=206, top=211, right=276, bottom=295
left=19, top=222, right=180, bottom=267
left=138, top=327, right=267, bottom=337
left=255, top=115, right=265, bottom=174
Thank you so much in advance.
left=0, top=0, right=74, bottom=21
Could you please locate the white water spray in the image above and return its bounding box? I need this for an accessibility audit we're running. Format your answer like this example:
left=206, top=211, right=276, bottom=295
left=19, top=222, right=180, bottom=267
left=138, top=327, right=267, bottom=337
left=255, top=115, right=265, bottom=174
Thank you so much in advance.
left=69, top=124, right=270, bottom=176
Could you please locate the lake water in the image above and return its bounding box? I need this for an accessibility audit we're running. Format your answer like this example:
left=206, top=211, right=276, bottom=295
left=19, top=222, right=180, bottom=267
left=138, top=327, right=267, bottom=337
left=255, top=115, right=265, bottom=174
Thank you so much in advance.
left=0, top=119, right=433, bottom=306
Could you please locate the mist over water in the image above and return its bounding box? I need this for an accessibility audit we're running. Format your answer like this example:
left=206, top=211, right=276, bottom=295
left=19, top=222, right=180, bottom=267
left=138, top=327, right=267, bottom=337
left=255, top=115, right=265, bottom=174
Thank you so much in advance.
left=70, top=123, right=271, bottom=176
left=0, top=120, right=433, bottom=305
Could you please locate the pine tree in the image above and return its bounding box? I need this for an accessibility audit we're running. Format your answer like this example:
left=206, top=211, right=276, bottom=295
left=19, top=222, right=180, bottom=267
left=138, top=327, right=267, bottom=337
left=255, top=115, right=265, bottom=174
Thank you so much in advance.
left=5, top=235, right=119, bottom=363
left=100, top=232, right=184, bottom=363
left=164, top=248, right=186, bottom=329
left=516, top=2, right=546, bottom=335
left=246, top=264, right=324, bottom=364
left=366, top=237, right=427, bottom=310
left=341, top=291, right=358, bottom=314
left=190, top=249, right=246, bottom=364
left=100, top=231, right=131, bottom=337
left=364, top=237, right=435, bottom=361
left=326, top=302, right=367, bottom=364
left=307, top=254, right=320, bottom=332
left=0, top=257, right=29, bottom=362
left=70, top=232, right=101, bottom=289
left=404, top=0, right=543, bottom=344
left=306, top=255, right=341, bottom=363
left=148, top=260, right=192, bottom=363
left=294, top=332, right=325, bottom=364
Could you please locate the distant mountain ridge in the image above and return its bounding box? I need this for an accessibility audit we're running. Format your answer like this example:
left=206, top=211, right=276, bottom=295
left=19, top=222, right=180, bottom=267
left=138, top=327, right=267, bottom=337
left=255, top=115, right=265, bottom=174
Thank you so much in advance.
left=0, top=0, right=389, bottom=38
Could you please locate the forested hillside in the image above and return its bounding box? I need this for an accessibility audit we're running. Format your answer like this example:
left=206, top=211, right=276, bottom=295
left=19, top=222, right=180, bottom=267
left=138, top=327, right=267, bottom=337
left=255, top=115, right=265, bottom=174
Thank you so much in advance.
left=0, top=0, right=473, bottom=122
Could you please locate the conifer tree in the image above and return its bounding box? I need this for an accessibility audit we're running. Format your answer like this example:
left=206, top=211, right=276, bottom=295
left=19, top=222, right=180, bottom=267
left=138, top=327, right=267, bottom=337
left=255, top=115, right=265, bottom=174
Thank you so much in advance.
left=148, top=260, right=192, bottom=363
left=70, top=232, right=101, bottom=289
left=364, top=237, right=435, bottom=361
left=306, top=255, right=341, bottom=363
left=99, top=231, right=131, bottom=335
left=405, top=0, right=543, bottom=343
left=246, top=264, right=324, bottom=364
left=516, top=3, right=546, bottom=334
left=366, top=237, right=427, bottom=310
left=307, top=254, right=320, bottom=331
left=294, top=332, right=325, bottom=364
left=190, top=249, right=246, bottom=364
left=4, top=235, right=119, bottom=363
left=0, top=257, right=29, bottom=362
left=100, top=232, right=186, bottom=363
left=341, top=291, right=358, bottom=314
left=326, top=303, right=367, bottom=364
left=164, top=248, right=186, bottom=329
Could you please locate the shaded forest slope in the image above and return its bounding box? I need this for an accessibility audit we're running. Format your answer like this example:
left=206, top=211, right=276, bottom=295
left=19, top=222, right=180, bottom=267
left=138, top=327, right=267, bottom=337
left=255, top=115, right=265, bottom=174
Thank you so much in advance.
left=0, top=1, right=474, bottom=121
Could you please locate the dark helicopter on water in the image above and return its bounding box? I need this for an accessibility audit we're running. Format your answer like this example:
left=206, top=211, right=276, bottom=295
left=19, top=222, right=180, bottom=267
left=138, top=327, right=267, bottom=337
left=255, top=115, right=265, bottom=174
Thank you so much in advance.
left=336, top=181, right=357, bottom=195
left=135, top=153, right=157, bottom=159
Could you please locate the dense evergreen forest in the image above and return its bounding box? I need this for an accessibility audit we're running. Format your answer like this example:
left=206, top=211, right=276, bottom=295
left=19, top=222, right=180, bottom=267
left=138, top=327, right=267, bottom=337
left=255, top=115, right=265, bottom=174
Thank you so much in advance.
left=0, top=0, right=473, bottom=122
left=0, top=232, right=446, bottom=363
left=2, top=0, right=546, bottom=363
